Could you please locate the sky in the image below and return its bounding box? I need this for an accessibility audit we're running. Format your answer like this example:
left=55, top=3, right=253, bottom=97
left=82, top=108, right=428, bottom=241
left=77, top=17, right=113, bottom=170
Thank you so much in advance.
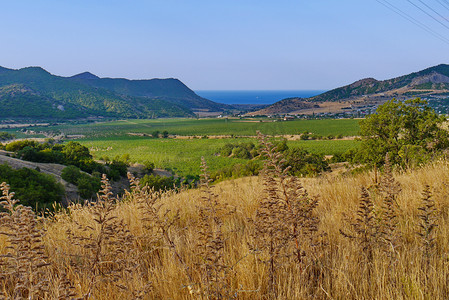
left=1, top=0, right=449, bottom=90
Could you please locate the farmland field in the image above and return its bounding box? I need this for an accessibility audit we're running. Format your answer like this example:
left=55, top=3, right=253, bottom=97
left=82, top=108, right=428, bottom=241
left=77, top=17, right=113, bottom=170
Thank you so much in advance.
left=80, top=136, right=360, bottom=176
left=3, top=118, right=362, bottom=176
left=25, top=117, right=360, bottom=138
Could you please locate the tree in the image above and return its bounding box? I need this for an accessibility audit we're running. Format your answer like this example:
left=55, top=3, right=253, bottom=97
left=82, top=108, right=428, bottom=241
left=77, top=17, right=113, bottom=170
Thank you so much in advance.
left=151, top=130, right=160, bottom=138
left=62, top=141, right=92, bottom=166
left=284, top=148, right=329, bottom=176
left=142, top=160, right=155, bottom=173
left=357, top=98, right=449, bottom=167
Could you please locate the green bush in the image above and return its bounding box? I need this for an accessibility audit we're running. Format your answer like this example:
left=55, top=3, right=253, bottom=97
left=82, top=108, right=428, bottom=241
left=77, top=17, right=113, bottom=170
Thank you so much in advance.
left=151, top=130, right=160, bottom=138
left=140, top=174, right=175, bottom=191
left=5, top=140, right=124, bottom=180
left=232, top=147, right=251, bottom=159
left=219, top=142, right=256, bottom=159
left=284, top=148, right=329, bottom=177
left=61, top=165, right=82, bottom=184
left=76, top=176, right=101, bottom=199
left=143, top=161, right=155, bottom=173
left=0, top=164, right=64, bottom=210
left=0, top=132, right=14, bottom=141
left=107, top=160, right=128, bottom=180
left=211, top=160, right=263, bottom=182
left=61, top=165, right=101, bottom=199
left=5, top=140, right=39, bottom=152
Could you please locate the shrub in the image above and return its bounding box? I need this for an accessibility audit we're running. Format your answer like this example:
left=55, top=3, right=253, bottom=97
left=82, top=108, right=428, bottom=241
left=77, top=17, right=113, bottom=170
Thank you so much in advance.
left=76, top=176, right=101, bottom=199
left=140, top=174, right=176, bottom=191
left=142, top=161, right=155, bottom=173
left=5, top=140, right=39, bottom=152
left=61, top=165, right=101, bottom=199
left=0, top=132, right=14, bottom=141
left=61, top=165, right=82, bottom=184
left=151, top=130, right=160, bottom=138
left=0, top=164, right=64, bottom=210
left=284, top=148, right=330, bottom=176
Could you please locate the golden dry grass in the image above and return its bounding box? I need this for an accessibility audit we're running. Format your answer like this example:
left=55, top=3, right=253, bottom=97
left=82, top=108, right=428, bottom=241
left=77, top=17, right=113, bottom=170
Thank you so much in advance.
left=2, top=158, right=449, bottom=299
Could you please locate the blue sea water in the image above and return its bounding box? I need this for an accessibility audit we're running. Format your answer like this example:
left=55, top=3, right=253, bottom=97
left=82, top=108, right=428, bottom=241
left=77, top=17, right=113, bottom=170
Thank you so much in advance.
left=195, top=90, right=326, bottom=105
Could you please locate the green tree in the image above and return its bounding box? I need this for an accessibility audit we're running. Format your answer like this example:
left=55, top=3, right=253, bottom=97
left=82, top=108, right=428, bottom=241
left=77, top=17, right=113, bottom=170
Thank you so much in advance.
left=142, top=160, right=155, bottom=173
left=62, top=141, right=92, bottom=166
left=357, top=98, right=449, bottom=167
left=61, top=165, right=82, bottom=184
left=151, top=130, right=160, bottom=138
left=284, top=148, right=329, bottom=176
left=140, top=174, right=175, bottom=191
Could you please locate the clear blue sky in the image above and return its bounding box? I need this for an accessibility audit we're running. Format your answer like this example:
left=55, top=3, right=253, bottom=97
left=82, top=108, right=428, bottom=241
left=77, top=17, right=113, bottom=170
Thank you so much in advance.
left=1, top=0, right=448, bottom=90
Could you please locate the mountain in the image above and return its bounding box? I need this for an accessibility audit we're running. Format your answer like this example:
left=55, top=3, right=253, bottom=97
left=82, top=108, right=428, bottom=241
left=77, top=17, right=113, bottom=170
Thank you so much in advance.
left=70, top=72, right=100, bottom=80
left=0, top=66, right=228, bottom=120
left=254, top=64, right=449, bottom=115
left=72, top=76, right=225, bottom=111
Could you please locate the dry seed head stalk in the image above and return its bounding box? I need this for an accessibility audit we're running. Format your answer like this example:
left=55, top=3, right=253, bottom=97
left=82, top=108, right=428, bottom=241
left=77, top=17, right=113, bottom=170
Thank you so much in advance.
left=251, top=133, right=320, bottom=296
left=193, top=157, right=235, bottom=299
left=417, top=184, right=438, bottom=274
left=67, top=175, right=137, bottom=299
left=378, top=153, right=401, bottom=257
left=128, top=172, right=165, bottom=264
left=56, top=272, right=77, bottom=300
left=340, top=187, right=378, bottom=263
left=128, top=172, right=191, bottom=290
left=0, top=182, right=50, bottom=299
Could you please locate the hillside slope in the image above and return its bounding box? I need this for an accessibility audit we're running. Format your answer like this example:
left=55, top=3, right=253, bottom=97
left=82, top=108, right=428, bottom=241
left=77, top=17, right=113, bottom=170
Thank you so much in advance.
left=72, top=75, right=227, bottom=111
left=310, top=64, right=449, bottom=102
left=0, top=66, right=226, bottom=119
left=254, top=64, right=449, bottom=115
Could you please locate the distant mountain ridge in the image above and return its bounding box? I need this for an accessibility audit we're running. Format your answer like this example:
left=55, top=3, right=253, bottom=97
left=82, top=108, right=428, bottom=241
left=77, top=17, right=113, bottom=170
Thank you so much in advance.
left=255, top=64, right=449, bottom=115
left=71, top=75, right=224, bottom=111
left=0, top=66, right=228, bottom=119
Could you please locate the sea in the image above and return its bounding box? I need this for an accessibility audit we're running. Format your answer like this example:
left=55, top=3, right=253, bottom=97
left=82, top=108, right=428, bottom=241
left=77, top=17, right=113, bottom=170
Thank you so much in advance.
left=195, top=90, right=326, bottom=105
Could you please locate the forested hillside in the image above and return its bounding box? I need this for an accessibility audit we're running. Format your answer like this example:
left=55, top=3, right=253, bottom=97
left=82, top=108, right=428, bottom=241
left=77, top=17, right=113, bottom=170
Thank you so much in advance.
left=0, top=66, right=227, bottom=119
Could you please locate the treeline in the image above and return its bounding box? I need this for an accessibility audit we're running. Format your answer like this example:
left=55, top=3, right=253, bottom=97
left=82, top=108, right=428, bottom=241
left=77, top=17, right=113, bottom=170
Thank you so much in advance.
left=1, top=140, right=130, bottom=204
left=2, top=140, right=128, bottom=180
left=0, top=132, right=14, bottom=141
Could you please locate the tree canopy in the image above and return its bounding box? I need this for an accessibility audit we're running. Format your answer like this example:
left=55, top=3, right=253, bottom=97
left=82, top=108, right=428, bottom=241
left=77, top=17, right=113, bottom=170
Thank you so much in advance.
left=357, top=98, right=449, bottom=167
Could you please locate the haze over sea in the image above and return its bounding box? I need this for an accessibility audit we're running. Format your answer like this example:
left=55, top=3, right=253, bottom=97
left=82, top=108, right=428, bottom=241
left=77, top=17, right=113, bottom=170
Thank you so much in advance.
left=195, top=90, right=326, bottom=105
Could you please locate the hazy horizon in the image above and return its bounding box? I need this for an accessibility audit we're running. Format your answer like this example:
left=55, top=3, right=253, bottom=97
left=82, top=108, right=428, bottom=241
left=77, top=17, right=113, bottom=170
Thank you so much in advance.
left=196, top=90, right=327, bottom=105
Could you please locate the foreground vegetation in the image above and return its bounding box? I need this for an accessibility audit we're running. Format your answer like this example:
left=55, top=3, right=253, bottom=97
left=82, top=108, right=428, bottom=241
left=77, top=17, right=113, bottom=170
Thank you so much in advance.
left=1, top=138, right=449, bottom=299
left=1, top=98, right=448, bottom=298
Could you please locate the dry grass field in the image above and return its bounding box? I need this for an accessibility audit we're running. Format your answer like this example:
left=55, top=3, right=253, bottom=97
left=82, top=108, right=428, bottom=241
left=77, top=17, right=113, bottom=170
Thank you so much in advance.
left=1, top=140, right=449, bottom=299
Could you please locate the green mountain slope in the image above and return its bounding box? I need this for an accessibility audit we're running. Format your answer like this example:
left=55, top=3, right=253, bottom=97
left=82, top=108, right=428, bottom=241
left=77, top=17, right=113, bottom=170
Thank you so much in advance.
left=0, top=84, right=87, bottom=119
left=71, top=75, right=226, bottom=111
left=0, top=66, right=224, bottom=119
